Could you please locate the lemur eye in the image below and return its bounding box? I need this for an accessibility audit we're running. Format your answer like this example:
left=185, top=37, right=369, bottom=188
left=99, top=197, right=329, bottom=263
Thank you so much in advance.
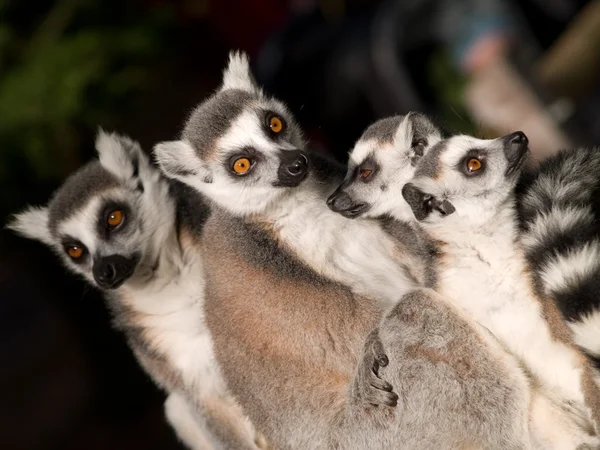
left=466, top=158, right=482, bottom=173
left=232, top=157, right=253, bottom=175
left=67, top=245, right=84, bottom=259
left=107, top=210, right=124, bottom=228
left=359, top=169, right=373, bottom=180
left=266, top=114, right=285, bottom=134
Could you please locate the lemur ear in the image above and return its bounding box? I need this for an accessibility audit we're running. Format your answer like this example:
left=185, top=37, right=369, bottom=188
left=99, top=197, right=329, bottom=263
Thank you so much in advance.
left=96, top=129, right=151, bottom=182
left=393, top=114, right=413, bottom=152
left=154, top=140, right=213, bottom=186
left=221, top=50, right=258, bottom=93
left=6, top=206, right=53, bottom=247
left=402, top=183, right=456, bottom=221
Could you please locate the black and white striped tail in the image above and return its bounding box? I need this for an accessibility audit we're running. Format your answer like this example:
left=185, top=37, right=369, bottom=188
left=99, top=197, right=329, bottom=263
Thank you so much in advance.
left=517, top=147, right=600, bottom=364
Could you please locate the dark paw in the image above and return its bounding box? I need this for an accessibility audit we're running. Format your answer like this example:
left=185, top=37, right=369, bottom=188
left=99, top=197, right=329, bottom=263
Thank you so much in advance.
left=354, top=329, right=399, bottom=408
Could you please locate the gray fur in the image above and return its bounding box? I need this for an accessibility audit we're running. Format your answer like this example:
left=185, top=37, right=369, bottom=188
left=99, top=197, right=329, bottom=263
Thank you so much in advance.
left=359, top=115, right=404, bottom=144
left=183, top=89, right=254, bottom=159
left=414, top=139, right=446, bottom=178
left=47, top=161, right=119, bottom=236
left=202, top=208, right=533, bottom=449
left=10, top=131, right=268, bottom=450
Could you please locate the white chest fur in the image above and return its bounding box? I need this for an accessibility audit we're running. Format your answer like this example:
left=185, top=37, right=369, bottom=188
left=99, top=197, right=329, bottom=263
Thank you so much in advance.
left=432, top=216, right=590, bottom=421
left=269, top=188, right=421, bottom=304
left=118, top=239, right=225, bottom=405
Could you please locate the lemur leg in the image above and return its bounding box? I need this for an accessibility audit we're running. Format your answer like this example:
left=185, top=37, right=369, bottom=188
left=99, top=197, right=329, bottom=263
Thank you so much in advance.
left=164, top=392, right=214, bottom=450
left=352, top=288, right=533, bottom=450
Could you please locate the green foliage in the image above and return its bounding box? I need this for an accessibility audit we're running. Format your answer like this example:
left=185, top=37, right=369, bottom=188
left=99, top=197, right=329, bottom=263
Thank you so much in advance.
left=0, top=1, right=175, bottom=220
left=428, top=50, right=477, bottom=135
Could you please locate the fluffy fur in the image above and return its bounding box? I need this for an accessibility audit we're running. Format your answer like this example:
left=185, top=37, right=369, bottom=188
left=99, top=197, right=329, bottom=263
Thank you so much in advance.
left=8, top=131, right=267, bottom=450
left=155, top=51, right=538, bottom=449
left=401, top=132, right=600, bottom=446
left=517, top=147, right=600, bottom=363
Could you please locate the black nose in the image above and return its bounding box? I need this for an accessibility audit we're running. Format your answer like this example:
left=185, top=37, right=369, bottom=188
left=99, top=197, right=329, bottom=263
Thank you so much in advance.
left=274, top=150, right=309, bottom=187
left=507, top=131, right=528, bottom=148
left=327, top=191, right=369, bottom=218
left=93, top=254, right=139, bottom=289
left=286, top=154, right=308, bottom=176
left=501, top=131, right=530, bottom=176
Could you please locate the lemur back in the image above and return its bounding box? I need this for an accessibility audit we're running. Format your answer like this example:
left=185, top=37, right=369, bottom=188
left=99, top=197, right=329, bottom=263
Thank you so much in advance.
left=202, top=207, right=533, bottom=450
left=9, top=132, right=268, bottom=450
left=401, top=132, right=600, bottom=447
left=517, top=147, right=600, bottom=365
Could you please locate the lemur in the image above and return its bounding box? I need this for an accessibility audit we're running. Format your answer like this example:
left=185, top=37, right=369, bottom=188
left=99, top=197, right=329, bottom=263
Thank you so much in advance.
left=154, top=51, right=535, bottom=449
left=330, top=117, right=600, bottom=448
left=8, top=132, right=268, bottom=450
left=332, top=117, right=600, bottom=372
left=394, top=132, right=600, bottom=446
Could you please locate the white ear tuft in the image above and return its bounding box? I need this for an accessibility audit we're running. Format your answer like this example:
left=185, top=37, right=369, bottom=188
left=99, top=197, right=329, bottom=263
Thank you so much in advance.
left=153, top=140, right=212, bottom=185
left=393, top=114, right=414, bottom=152
left=6, top=206, right=53, bottom=246
left=221, top=50, right=258, bottom=93
left=96, top=129, right=150, bottom=181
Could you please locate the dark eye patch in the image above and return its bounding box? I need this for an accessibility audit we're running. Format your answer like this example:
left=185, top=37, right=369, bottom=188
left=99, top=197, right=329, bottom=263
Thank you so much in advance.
left=457, top=149, right=487, bottom=177
left=225, top=147, right=262, bottom=180
left=97, top=201, right=131, bottom=239
left=61, top=236, right=88, bottom=264
left=356, top=157, right=379, bottom=183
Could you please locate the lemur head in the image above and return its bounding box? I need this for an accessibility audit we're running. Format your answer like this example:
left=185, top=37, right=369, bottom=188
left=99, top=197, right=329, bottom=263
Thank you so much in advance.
left=327, top=113, right=443, bottom=220
left=8, top=131, right=174, bottom=290
left=154, top=51, right=307, bottom=216
left=402, top=131, right=529, bottom=224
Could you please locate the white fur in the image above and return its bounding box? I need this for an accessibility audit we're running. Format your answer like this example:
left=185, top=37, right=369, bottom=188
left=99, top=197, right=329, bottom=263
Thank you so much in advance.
left=265, top=185, right=422, bottom=305
left=408, top=134, right=600, bottom=444
left=570, top=310, right=600, bottom=358
left=221, top=51, right=258, bottom=93
left=521, top=206, right=594, bottom=252
left=7, top=206, right=52, bottom=246
left=165, top=392, right=214, bottom=450
left=97, top=129, right=145, bottom=182
left=540, top=242, right=600, bottom=296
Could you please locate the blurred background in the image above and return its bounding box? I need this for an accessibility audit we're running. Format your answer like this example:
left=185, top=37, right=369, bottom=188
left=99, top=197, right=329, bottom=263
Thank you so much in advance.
left=1, top=0, right=599, bottom=448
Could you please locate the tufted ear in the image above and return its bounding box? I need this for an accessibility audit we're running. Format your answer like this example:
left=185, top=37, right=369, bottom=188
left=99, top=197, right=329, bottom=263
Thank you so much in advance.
left=153, top=140, right=213, bottom=186
left=393, top=115, right=414, bottom=153
left=96, top=129, right=152, bottom=182
left=6, top=206, right=54, bottom=247
left=221, top=50, right=258, bottom=93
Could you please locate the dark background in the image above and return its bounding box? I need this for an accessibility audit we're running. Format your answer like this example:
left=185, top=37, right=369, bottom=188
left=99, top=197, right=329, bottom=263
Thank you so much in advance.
left=1, top=1, right=599, bottom=448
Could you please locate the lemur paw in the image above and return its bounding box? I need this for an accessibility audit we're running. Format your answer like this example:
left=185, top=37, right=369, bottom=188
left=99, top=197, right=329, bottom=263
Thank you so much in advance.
left=354, top=329, right=399, bottom=407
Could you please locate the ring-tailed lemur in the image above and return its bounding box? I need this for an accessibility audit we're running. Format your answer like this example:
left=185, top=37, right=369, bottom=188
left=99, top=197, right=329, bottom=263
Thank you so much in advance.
left=396, top=132, right=600, bottom=445
left=8, top=131, right=268, bottom=450
left=517, top=148, right=600, bottom=365
left=332, top=117, right=600, bottom=373
left=154, top=51, right=534, bottom=449
left=330, top=118, right=600, bottom=447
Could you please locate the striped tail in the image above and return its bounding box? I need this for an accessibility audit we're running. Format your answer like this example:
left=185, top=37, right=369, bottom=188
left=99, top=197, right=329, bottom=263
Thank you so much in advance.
left=517, top=147, right=600, bottom=363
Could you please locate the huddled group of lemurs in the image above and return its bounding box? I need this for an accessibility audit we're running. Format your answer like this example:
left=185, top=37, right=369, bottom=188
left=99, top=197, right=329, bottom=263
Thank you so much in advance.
left=9, top=51, right=600, bottom=449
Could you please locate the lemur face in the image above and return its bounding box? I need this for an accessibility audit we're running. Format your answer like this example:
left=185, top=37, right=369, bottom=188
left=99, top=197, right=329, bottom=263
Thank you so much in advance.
left=155, top=51, right=307, bottom=216
left=9, top=132, right=173, bottom=290
left=327, top=113, right=442, bottom=220
left=402, top=131, right=529, bottom=223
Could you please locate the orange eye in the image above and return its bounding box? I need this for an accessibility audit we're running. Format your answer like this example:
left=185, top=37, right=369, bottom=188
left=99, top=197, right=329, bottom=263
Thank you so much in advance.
left=269, top=116, right=284, bottom=133
left=467, top=158, right=482, bottom=172
left=68, top=246, right=83, bottom=259
left=107, top=210, right=124, bottom=228
left=360, top=169, right=373, bottom=180
left=232, top=157, right=252, bottom=175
